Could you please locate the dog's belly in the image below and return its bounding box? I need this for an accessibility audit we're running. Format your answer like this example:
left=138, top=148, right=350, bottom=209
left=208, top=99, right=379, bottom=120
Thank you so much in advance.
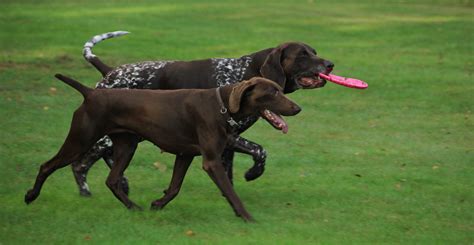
left=150, top=141, right=201, bottom=156
left=106, top=126, right=202, bottom=156
left=141, top=131, right=202, bottom=155
left=133, top=127, right=202, bottom=156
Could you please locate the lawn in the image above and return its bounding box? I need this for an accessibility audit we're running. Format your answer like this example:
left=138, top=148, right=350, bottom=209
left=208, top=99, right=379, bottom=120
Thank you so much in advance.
left=0, top=0, right=473, bottom=244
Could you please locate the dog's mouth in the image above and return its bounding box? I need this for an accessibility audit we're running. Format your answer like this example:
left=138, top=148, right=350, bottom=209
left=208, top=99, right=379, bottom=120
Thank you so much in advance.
left=297, top=73, right=327, bottom=89
left=261, top=109, right=288, bottom=134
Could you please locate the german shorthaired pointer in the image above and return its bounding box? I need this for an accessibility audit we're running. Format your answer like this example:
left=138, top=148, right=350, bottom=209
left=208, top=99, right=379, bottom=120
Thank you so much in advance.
left=25, top=75, right=301, bottom=221
left=73, top=31, right=334, bottom=196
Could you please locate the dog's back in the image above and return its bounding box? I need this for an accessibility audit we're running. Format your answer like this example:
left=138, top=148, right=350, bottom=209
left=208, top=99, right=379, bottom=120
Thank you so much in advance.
left=56, top=74, right=220, bottom=154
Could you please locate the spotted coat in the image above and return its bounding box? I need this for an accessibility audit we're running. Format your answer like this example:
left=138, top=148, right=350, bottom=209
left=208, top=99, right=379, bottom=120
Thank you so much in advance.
left=96, top=61, right=173, bottom=89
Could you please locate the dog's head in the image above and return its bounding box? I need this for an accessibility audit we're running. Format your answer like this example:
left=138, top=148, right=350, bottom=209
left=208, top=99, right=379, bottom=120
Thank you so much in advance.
left=229, top=77, right=301, bottom=133
left=260, top=42, right=334, bottom=94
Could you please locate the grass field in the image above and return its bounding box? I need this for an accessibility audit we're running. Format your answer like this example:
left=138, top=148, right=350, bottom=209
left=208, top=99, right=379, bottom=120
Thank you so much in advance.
left=1, top=0, right=473, bottom=244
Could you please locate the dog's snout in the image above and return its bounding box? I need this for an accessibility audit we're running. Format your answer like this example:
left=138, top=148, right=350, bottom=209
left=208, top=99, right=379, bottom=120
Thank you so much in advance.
left=324, top=60, right=334, bottom=71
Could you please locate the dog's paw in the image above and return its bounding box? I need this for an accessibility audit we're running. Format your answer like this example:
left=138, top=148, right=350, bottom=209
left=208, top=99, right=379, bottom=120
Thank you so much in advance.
left=243, top=216, right=256, bottom=223
left=238, top=213, right=255, bottom=223
left=79, top=189, right=92, bottom=197
left=127, top=203, right=143, bottom=211
left=244, top=165, right=265, bottom=181
left=24, top=189, right=38, bottom=204
left=150, top=199, right=168, bottom=210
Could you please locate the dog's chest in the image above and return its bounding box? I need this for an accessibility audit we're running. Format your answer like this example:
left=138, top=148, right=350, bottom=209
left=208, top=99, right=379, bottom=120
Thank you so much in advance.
left=211, top=56, right=252, bottom=87
left=96, top=61, right=173, bottom=89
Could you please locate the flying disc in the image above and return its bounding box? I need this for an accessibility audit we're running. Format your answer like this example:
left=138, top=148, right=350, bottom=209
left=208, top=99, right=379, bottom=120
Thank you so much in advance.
left=319, top=73, right=368, bottom=89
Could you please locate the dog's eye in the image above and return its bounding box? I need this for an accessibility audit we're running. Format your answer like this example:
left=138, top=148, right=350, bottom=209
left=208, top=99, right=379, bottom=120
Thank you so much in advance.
left=299, top=50, right=310, bottom=57
left=274, top=90, right=279, bottom=96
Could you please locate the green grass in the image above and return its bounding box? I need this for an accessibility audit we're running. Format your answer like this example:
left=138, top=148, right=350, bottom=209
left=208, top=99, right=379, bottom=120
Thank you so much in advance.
left=1, top=0, right=473, bottom=244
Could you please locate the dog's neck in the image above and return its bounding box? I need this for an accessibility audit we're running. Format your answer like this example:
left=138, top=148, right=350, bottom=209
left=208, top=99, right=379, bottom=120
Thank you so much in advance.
left=217, top=84, right=256, bottom=122
left=246, top=48, right=274, bottom=75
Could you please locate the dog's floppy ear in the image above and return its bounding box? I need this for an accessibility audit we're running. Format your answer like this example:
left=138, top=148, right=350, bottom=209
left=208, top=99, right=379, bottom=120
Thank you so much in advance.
left=229, top=79, right=259, bottom=113
left=260, top=45, right=287, bottom=88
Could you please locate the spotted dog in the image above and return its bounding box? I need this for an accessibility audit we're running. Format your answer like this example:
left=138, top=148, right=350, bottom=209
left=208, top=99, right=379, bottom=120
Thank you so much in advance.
left=73, top=31, right=334, bottom=196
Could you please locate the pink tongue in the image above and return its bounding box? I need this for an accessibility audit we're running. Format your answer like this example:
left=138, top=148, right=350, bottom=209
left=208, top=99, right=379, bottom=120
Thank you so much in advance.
left=273, top=114, right=288, bottom=134
left=319, top=73, right=368, bottom=89
left=263, top=110, right=289, bottom=134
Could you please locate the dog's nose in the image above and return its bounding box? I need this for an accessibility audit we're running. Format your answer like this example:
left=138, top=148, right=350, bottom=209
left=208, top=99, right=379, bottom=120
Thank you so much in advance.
left=324, top=60, right=334, bottom=70
left=293, top=104, right=302, bottom=115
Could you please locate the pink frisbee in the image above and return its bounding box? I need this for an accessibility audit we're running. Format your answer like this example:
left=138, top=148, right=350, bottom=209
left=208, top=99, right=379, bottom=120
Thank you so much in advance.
left=319, top=73, right=368, bottom=89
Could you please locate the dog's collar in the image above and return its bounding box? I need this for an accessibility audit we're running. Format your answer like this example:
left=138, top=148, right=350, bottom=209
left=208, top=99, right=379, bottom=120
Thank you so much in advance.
left=215, top=87, right=240, bottom=129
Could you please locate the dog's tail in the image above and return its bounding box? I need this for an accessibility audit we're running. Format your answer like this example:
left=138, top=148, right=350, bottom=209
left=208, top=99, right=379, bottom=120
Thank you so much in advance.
left=83, top=31, right=130, bottom=77
left=55, top=74, right=92, bottom=99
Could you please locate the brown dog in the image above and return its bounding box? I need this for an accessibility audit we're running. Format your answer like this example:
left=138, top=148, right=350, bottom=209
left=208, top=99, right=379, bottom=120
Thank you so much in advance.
left=25, top=74, right=301, bottom=221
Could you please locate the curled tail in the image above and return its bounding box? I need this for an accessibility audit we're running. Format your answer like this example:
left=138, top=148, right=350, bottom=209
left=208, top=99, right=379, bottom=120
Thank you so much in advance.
left=55, top=74, right=92, bottom=99
left=83, top=31, right=130, bottom=77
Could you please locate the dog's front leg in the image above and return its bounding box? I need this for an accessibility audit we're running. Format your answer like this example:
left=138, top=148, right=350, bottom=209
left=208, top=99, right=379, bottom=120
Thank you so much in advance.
left=150, top=154, right=194, bottom=210
left=221, top=149, right=235, bottom=184
left=202, top=154, right=254, bottom=222
left=231, top=136, right=267, bottom=181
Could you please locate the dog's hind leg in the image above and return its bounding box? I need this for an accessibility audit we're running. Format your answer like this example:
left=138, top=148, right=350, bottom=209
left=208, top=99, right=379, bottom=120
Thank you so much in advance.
left=71, top=136, right=131, bottom=197
left=25, top=150, right=81, bottom=204
left=25, top=133, right=97, bottom=204
left=105, top=133, right=140, bottom=210
left=150, top=155, right=194, bottom=210
left=25, top=108, right=101, bottom=204
left=71, top=137, right=109, bottom=197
